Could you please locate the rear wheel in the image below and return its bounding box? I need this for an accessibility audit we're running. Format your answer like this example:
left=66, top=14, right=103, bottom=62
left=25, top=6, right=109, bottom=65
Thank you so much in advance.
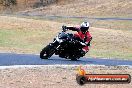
left=71, top=58, right=78, bottom=61
left=40, top=44, right=55, bottom=59
left=70, top=55, right=79, bottom=61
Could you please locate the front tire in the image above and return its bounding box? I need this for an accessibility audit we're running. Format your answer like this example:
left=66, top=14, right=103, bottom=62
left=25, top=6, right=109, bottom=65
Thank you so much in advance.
left=40, top=44, right=55, bottom=59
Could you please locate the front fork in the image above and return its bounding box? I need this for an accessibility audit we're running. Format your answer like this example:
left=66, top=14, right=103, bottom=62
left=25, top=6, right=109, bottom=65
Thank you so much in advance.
left=50, top=40, right=60, bottom=50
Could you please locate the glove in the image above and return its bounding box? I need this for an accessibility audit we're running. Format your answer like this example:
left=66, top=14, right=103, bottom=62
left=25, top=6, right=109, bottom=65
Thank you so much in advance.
left=62, top=25, right=67, bottom=31
left=87, top=42, right=91, bottom=46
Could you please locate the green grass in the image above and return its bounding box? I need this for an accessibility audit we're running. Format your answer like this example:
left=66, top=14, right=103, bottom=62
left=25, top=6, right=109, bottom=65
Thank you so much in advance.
left=0, top=28, right=58, bottom=53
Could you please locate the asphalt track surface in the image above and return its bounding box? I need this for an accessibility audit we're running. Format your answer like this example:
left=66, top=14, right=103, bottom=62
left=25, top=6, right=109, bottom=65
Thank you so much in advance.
left=16, top=11, right=132, bottom=21
left=0, top=53, right=132, bottom=66
left=1, top=14, right=132, bottom=21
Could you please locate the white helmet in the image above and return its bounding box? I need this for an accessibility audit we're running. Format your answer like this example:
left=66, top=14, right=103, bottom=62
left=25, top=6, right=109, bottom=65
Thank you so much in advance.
left=80, top=22, right=90, bottom=33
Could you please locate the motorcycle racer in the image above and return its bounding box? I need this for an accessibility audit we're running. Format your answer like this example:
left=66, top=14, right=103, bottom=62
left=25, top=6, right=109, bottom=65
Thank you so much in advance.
left=63, top=22, right=92, bottom=56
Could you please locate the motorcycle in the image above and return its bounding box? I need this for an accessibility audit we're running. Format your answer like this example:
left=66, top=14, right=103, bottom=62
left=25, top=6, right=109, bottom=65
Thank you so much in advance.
left=40, top=26, right=87, bottom=60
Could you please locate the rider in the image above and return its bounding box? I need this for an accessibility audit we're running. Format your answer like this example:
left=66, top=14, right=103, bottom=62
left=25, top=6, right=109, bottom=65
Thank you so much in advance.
left=63, top=22, right=92, bottom=56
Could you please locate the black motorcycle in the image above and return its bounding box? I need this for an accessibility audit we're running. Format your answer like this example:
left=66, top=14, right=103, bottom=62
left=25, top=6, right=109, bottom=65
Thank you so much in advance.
left=40, top=26, right=87, bottom=60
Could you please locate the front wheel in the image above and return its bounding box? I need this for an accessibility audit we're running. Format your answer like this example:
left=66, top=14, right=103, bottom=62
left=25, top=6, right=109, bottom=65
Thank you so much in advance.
left=40, top=44, right=55, bottom=59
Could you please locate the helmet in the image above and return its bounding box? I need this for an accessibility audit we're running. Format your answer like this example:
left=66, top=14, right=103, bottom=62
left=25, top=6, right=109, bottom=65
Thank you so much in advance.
left=80, top=22, right=90, bottom=34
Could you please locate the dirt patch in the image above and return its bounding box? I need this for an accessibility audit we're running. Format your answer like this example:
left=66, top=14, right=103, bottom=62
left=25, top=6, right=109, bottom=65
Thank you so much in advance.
left=0, top=65, right=131, bottom=88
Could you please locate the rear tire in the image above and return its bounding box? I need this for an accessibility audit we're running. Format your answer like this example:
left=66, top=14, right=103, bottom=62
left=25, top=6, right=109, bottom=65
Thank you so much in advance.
left=70, top=56, right=79, bottom=61
left=40, top=44, right=55, bottom=59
